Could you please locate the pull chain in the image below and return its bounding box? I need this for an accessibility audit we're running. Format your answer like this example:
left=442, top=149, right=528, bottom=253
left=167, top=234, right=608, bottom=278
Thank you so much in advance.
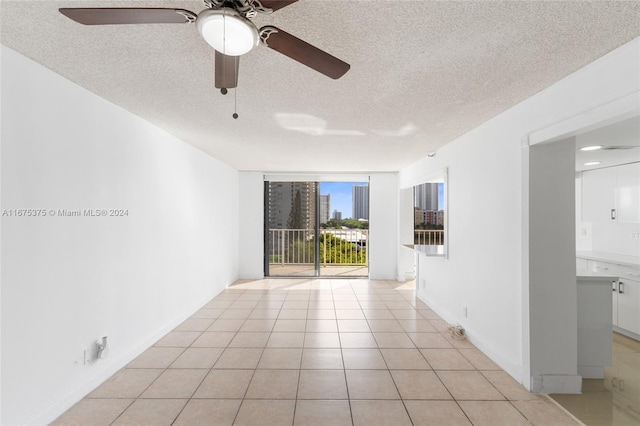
left=233, top=87, right=238, bottom=119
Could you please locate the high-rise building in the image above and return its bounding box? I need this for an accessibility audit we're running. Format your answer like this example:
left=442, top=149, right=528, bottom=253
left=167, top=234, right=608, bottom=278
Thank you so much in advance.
left=267, top=182, right=316, bottom=229
left=352, top=183, right=369, bottom=220
left=332, top=210, right=342, bottom=221
left=319, top=194, right=330, bottom=224
left=414, top=182, right=439, bottom=211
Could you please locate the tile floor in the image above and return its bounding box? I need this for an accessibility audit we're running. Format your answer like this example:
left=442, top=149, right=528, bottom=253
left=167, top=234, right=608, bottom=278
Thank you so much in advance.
left=551, top=332, right=640, bottom=426
left=53, top=279, right=580, bottom=425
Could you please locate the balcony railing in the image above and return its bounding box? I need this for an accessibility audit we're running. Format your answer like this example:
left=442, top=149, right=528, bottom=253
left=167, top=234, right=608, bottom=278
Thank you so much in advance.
left=268, top=229, right=368, bottom=266
left=414, top=229, right=445, bottom=246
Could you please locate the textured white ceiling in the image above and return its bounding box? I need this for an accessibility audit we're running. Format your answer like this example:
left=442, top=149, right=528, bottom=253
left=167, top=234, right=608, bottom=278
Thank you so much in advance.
left=2, top=0, right=640, bottom=172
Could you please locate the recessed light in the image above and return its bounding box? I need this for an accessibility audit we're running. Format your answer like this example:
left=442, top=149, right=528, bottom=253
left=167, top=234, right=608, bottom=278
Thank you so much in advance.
left=580, top=145, right=602, bottom=151
left=584, top=161, right=601, bottom=166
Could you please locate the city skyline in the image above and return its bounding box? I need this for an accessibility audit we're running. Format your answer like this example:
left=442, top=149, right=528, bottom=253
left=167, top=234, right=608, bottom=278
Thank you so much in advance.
left=319, top=182, right=367, bottom=219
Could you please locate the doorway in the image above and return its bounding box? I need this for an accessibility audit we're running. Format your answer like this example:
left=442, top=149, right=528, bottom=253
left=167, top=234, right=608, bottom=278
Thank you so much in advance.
left=264, top=180, right=369, bottom=277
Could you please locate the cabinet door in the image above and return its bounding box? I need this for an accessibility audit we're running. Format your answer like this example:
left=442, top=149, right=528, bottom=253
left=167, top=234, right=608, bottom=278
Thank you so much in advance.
left=617, top=279, right=640, bottom=335
left=616, top=162, right=640, bottom=224
left=582, top=167, right=616, bottom=222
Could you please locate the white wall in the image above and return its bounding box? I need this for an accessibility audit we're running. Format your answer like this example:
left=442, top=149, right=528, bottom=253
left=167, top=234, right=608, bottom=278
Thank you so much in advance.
left=1, top=46, right=239, bottom=425
left=399, top=37, right=640, bottom=385
left=238, top=172, right=264, bottom=279
left=529, top=139, right=579, bottom=392
left=369, top=174, right=399, bottom=280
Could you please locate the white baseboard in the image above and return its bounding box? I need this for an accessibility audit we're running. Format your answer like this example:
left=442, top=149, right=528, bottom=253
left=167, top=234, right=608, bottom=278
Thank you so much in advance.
left=417, top=290, right=524, bottom=385
left=539, top=374, right=582, bottom=394
left=578, top=365, right=604, bottom=379
left=23, top=290, right=224, bottom=426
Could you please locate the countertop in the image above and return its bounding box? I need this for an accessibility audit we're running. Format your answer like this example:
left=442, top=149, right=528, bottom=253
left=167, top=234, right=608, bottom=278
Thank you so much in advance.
left=576, top=270, right=619, bottom=281
left=403, top=244, right=445, bottom=257
left=576, top=251, right=640, bottom=268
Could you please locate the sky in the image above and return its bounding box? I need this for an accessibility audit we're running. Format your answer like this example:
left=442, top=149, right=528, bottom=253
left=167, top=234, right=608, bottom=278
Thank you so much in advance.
left=319, top=181, right=444, bottom=219
left=319, top=182, right=367, bottom=219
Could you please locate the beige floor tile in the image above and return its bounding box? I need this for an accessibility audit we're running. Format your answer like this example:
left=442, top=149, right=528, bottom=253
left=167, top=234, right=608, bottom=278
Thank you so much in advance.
left=205, top=300, right=233, bottom=309
left=339, top=332, right=378, bottom=348
left=397, top=319, right=438, bottom=333
left=298, top=369, right=348, bottom=399
left=214, top=348, right=263, bottom=369
left=282, top=300, right=309, bottom=309
left=408, top=332, right=453, bottom=349
left=437, top=371, right=505, bottom=400
left=345, top=370, right=401, bottom=399
left=443, top=334, right=478, bottom=348
left=512, top=399, right=581, bottom=425
left=174, top=318, right=215, bottom=332
left=228, top=332, right=271, bottom=348
left=337, top=319, right=371, bottom=332
left=234, top=399, right=295, bottom=426
left=51, top=399, right=133, bottom=426
left=385, top=301, right=416, bottom=310
left=306, top=319, right=339, bottom=332
left=350, top=400, right=412, bottom=426
left=274, top=319, right=307, bottom=332
left=170, top=347, right=224, bottom=369
left=191, top=331, right=236, bottom=347
left=481, top=370, right=539, bottom=401
left=240, top=319, right=276, bottom=332
left=266, top=332, right=305, bottom=348
left=207, top=318, right=245, bottom=332
left=248, top=309, right=280, bottom=319
left=363, top=308, right=395, bottom=319
left=428, top=319, right=450, bottom=333
left=278, top=309, right=308, bottom=319
left=458, top=401, right=531, bottom=426
left=334, top=301, right=362, bottom=310
left=111, top=399, right=187, bottom=426
left=218, top=308, right=252, bottom=319
left=245, top=369, right=299, bottom=399
left=127, top=347, right=184, bottom=369
left=258, top=348, right=302, bottom=369
left=88, top=369, right=163, bottom=398
left=173, top=399, right=241, bottom=426
left=459, top=348, right=501, bottom=370
left=301, top=348, right=344, bottom=369
left=391, top=309, right=424, bottom=320
left=154, top=331, right=200, bottom=347
left=380, top=348, right=431, bottom=370
left=140, top=369, right=207, bottom=398
left=229, top=300, right=260, bottom=309
left=367, top=319, right=404, bottom=332
left=390, top=370, right=452, bottom=400
left=361, top=302, right=392, bottom=311
left=336, top=309, right=366, bottom=319
left=374, top=332, right=416, bottom=348
left=307, top=309, right=336, bottom=319
left=304, top=332, right=341, bottom=348
left=420, top=309, right=443, bottom=319
left=193, top=369, right=253, bottom=398
left=294, top=400, right=352, bottom=426
left=421, top=348, right=475, bottom=370
left=190, top=308, right=225, bottom=319
left=342, top=348, right=387, bottom=369
left=405, top=400, right=472, bottom=425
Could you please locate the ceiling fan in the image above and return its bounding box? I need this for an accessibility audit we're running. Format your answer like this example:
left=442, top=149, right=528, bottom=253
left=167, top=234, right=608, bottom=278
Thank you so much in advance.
left=59, top=0, right=350, bottom=93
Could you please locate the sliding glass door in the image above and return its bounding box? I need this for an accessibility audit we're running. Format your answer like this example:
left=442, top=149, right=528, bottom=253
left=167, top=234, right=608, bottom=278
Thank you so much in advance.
left=264, top=180, right=369, bottom=278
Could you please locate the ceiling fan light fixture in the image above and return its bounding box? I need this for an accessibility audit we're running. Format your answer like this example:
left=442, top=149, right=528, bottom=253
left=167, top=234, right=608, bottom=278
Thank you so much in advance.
left=580, top=145, right=602, bottom=151
left=196, top=8, right=259, bottom=56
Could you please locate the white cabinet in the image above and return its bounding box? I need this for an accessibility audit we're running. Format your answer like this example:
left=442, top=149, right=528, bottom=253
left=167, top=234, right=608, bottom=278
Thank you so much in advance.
left=616, top=278, right=640, bottom=335
left=616, top=162, right=640, bottom=223
left=582, top=167, right=617, bottom=222
left=582, top=162, right=640, bottom=224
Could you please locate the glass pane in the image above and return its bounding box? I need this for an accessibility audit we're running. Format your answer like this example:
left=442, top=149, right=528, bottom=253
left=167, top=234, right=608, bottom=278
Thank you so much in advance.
left=319, top=182, right=369, bottom=277
left=266, top=182, right=317, bottom=277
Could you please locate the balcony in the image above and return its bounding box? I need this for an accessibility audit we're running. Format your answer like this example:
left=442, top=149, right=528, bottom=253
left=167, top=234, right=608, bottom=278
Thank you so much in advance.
left=267, top=228, right=445, bottom=276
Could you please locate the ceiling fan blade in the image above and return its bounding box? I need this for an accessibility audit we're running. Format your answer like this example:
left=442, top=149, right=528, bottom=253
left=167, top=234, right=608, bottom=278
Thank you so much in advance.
left=259, top=26, right=350, bottom=79
left=58, top=8, right=196, bottom=25
left=258, top=0, right=299, bottom=12
left=215, top=51, right=239, bottom=89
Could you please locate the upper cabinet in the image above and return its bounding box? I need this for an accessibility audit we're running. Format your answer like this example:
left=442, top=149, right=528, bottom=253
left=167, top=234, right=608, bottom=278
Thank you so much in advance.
left=582, top=162, right=640, bottom=224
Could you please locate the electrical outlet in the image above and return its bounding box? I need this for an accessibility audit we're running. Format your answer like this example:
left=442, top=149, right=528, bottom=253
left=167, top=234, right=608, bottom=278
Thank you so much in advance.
left=631, top=232, right=640, bottom=240
left=581, top=228, right=587, bottom=236
left=421, top=279, right=426, bottom=289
